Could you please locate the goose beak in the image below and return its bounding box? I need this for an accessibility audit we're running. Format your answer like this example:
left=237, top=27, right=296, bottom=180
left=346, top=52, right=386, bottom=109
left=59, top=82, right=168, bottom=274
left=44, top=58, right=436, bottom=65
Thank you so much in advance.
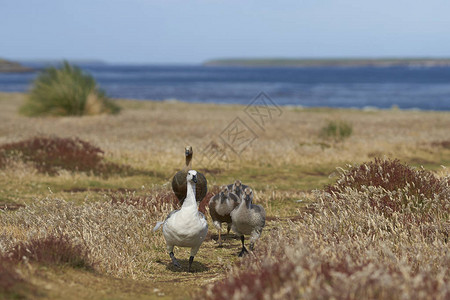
left=192, top=175, right=197, bottom=183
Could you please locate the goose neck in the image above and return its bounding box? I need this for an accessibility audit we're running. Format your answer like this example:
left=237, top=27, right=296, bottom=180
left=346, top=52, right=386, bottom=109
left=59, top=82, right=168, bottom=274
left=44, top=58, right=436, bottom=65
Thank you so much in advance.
left=182, top=181, right=197, bottom=209
left=246, top=199, right=252, bottom=210
left=184, top=154, right=193, bottom=170
left=237, top=198, right=248, bottom=211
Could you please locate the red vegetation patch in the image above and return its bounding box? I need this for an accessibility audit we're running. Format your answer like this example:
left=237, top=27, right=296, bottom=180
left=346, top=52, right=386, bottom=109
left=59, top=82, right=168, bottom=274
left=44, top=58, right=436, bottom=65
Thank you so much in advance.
left=5, top=235, right=92, bottom=269
left=326, top=158, right=445, bottom=199
left=201, top=232, right=297, bottom=300
left=325, top=158, right=449, bottom=219
left=0, top=257, right=25, bottom=293
left=207, top=260, right=296, bottom=300
left=0, top=136, right=128, bottom=176
left=432, top=140, right=450, bottom=149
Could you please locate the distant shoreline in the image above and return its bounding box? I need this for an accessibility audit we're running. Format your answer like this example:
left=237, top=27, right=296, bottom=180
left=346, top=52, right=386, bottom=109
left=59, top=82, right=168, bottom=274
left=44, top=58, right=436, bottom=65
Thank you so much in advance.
left=0, top=59, right=33, bottom=73
left=2, top=91, right=449, bottom=112
left=203, top=58, right=450, bottom=68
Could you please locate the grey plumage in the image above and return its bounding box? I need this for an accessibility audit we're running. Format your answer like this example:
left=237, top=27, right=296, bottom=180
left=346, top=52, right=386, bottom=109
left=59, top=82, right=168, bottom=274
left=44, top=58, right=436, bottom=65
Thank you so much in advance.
left=227, top=180, right=248, bottom=200
left=230, top=187, right=266, bottom=256
left=208, top=185, right=240, bottom=246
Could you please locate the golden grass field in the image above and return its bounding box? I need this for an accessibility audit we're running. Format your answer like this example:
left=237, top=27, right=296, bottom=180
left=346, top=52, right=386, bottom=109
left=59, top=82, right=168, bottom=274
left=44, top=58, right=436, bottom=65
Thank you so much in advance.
left=0, top=92, right=449, bottom=299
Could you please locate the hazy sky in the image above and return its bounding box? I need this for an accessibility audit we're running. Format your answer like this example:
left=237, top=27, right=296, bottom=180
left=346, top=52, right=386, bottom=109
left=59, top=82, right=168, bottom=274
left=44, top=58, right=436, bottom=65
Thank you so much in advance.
left=1, top=0, right=450, bottom=63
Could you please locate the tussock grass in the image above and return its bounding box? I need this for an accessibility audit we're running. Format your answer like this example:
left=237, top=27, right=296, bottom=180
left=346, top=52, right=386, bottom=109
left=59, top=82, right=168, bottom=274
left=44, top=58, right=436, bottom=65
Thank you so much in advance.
left=20, top=62, right=120, bottom=116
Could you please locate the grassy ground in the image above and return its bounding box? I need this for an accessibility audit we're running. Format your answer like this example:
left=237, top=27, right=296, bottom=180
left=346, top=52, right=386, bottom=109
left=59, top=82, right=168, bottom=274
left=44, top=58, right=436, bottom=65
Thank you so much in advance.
left=0, top=92, right=449, bottom=299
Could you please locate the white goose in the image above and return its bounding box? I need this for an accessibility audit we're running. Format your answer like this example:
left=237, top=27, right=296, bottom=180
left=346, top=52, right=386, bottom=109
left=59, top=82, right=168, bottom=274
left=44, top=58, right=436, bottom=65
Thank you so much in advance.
left=154, top=170, right=208, bottom=272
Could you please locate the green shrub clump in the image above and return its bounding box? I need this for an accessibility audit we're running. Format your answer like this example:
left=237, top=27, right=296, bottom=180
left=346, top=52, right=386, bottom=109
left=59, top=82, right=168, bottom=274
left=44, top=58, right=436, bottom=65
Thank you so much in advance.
left=321, top=120, right=353, bottom=140
left=21, top=61, right=120, bottom=116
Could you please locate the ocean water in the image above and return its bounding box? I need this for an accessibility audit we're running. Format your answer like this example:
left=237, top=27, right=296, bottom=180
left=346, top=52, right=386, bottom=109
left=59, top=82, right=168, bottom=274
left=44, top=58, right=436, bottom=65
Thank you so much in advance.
left=1, top=63, right=450, bottom=110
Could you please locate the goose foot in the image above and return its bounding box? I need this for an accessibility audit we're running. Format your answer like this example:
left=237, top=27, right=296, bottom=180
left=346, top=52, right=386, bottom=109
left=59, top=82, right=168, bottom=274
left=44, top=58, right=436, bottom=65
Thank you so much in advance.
left=238, top=235, right=249, bottom=256
left=238, top=246, right=249, bottom=257
left=188, top=256, right=194, bottom=272
left=170, top=252, right=181, bottom=268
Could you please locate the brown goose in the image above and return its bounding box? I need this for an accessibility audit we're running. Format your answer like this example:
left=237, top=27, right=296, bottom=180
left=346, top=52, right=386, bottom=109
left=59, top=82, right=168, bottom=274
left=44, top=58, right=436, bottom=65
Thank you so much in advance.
left=208, top=185, right=240, bottom=246
left=172, top=146, right=207, bottom=205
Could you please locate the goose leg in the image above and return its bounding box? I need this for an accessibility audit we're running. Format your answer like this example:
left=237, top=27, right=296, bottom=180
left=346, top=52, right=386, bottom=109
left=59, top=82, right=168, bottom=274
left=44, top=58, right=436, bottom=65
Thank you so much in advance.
left=227, top=223, right=231, bottom=235
left=170, top=252, right=181, bottom=268
left=188, top=256, right=194, bottom=272
left=238, top=235, right=249, bottom=257
left=218, top=229, right=223, bottom=247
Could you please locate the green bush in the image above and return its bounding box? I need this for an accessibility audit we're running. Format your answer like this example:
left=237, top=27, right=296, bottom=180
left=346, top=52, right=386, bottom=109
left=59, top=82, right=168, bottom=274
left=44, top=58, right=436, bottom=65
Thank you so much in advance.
left=320, top=120, right=353, bottom=140
left=20, top=61, right=120, bottom=116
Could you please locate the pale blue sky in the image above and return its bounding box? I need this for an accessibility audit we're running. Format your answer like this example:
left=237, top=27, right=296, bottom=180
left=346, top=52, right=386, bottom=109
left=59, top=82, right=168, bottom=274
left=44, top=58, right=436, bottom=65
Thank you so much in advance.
left=1, top=0, right=450, bottom=63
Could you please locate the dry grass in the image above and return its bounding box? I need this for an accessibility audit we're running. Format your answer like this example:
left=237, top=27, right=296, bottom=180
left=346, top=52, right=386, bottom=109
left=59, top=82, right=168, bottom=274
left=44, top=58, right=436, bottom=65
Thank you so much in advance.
left=0, top=92, right=449, bottom=299
left=0, top=197, right=158, bottom=278
left=202, top=160, right=449, bottom=300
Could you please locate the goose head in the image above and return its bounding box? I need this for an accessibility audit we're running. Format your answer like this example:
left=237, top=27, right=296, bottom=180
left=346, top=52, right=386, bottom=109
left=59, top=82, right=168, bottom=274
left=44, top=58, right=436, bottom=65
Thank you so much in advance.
left=219, top=185, right=229, bottom=203
left=184, top=146, right=194, bottom=168
left=242, top=187, right=253, bottom=209
left=232, top=180, right=243, bottom=193
left=186, top=170, right=198, bottom=183
left=185, top=146, right=193, bottom=157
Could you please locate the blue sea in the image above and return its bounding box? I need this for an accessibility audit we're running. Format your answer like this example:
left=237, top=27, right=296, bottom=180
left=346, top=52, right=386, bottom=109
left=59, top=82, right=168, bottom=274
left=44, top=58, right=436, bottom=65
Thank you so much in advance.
left=1, top=63, right=450, bottom=110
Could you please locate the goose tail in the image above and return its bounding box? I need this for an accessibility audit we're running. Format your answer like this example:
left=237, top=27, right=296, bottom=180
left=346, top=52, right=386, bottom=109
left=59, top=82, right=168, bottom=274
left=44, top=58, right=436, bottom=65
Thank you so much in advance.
left=153, top=221, right=164, bottom=232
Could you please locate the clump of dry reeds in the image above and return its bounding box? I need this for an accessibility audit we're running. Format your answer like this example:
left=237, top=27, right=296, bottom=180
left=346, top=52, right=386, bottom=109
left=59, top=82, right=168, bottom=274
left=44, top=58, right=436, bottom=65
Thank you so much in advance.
left=202, top=158, right=450, bottom=300
left=110, top=188, right=178, bottom=215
